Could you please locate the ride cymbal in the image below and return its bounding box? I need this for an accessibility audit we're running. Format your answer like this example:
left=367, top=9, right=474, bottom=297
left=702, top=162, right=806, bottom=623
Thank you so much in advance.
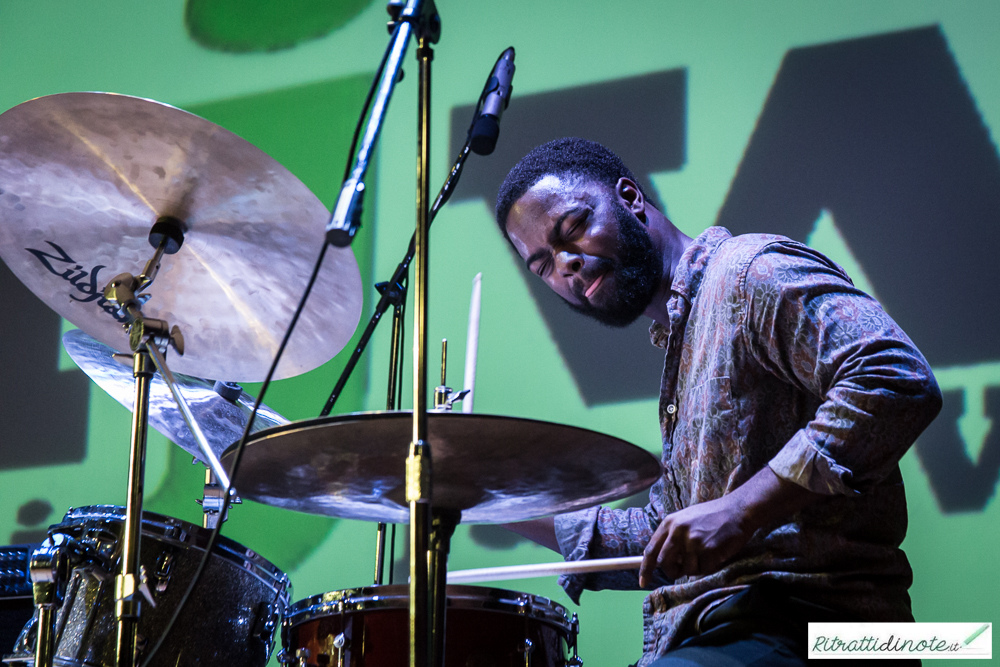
left=221, top=411, right=660, bottom=524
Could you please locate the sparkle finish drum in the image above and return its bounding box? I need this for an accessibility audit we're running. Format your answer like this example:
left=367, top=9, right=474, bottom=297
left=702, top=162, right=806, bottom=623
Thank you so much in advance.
left=5, top=506, right=289, bottom=667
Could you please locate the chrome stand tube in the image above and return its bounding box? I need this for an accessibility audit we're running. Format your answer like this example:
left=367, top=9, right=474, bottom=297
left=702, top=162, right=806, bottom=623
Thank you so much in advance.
left=115, top=349, right=153, bottom=667
left=408, top=30, right=434, bottom=667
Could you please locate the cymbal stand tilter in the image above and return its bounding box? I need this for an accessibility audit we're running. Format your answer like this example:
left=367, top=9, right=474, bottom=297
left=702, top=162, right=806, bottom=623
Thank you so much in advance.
left=100, top=216, right=235, bottom=667
left=200, top=467, right=243, bottom=529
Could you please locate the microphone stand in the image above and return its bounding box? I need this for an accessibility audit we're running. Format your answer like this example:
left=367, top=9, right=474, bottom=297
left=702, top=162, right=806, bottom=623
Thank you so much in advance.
left=318, top=140, right=471, bottom=419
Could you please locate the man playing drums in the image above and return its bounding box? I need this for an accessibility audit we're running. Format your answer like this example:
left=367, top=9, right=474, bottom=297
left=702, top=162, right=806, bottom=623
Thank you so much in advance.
left=499, top=138, right=942, bottom=667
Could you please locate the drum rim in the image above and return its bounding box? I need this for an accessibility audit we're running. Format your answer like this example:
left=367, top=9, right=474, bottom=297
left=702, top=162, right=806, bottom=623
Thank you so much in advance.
left=285, top=584, right=571, bottom=631
left=54, top=505, right=290, bottom=596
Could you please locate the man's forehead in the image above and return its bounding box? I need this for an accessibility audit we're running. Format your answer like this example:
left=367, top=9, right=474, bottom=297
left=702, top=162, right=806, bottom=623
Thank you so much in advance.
left=512, top=174, right=606, bottom=218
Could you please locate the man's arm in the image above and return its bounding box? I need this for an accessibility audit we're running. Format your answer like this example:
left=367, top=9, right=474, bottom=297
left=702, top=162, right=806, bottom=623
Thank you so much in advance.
left=642, top=241, right=941, bottom=585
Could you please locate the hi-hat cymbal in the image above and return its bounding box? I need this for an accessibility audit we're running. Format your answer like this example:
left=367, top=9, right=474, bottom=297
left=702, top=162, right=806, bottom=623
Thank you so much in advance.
left=0, top=92, right=362, bottom=381
left=221, top=411, right=660, bottom=524
left=63, top=328, right=289, bottom=465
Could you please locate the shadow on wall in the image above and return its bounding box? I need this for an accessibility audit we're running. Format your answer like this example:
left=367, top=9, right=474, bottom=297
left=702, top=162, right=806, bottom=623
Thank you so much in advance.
left=185, top=0, right=375, bottom=52
left=448, top=25, right=1000, bottom=511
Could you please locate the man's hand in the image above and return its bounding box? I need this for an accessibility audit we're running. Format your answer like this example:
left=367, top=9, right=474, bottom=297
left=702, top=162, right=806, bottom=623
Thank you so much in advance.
left=638, top=493, right=752, bottom=585
left=638, top=466, right=820, bottom=587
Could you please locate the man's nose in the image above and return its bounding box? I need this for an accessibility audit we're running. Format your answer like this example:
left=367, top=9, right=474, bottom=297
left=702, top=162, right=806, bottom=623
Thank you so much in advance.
left=555, top=250, right=584, bottom=276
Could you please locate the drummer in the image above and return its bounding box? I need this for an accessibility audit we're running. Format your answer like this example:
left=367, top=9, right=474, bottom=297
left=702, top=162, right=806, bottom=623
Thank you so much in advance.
left=499, top=138, right=942, bottom=667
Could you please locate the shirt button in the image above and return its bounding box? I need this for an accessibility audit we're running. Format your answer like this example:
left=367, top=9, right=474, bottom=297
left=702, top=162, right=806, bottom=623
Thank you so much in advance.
left=666, top=403, right=677, bottom=416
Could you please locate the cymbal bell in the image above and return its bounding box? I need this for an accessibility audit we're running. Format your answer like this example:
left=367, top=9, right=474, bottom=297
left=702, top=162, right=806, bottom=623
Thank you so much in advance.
left=0, top=92, right=362, bottom=381
left=62, top=328, right=288, bottom=466
left=221, top=411, right=660, bottom=524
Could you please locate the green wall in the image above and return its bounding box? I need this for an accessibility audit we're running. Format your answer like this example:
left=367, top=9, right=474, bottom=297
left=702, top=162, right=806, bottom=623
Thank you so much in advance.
left=1, top=2, right=998, bottom=665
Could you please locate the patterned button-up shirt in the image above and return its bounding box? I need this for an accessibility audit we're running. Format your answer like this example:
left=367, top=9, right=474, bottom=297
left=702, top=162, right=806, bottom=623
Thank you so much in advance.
left=553, top=227, right=942, bottom=665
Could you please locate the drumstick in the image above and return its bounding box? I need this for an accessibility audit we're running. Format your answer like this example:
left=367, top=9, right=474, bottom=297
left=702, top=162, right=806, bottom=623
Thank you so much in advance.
left=462, top=273, right=482, bottom=414
left=447, top=555, right=643, bottom=584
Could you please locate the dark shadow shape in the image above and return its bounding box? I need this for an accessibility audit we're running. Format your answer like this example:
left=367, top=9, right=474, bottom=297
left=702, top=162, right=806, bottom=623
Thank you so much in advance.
left=915, top=390, right=1000, bottom=513
left=8, top=530, right=49, bottom=544
left=468, top=524, right=525, bottom=550
left=613, top=490, right=651, bottom=511
left=185, top=0, right=374, bottom=53
left=716, top=25, right=1000, bottom=367
left=448, top=69, right=687, bottom=405
left=16, top=499, right=53, bottom=527
left=0, top=260, right=89, bottom=470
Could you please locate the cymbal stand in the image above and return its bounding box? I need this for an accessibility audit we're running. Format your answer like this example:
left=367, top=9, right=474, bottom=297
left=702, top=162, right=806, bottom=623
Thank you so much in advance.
left=100, top=217, right=188, bottom=667
left=320, top=0, right=444, bottom=663
left=409, top=3, right=441, bottom=666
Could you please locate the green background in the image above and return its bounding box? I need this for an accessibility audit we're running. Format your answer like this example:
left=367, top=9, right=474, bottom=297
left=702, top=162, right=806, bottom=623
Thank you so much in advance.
left=1, top=1, right=997, bottom=665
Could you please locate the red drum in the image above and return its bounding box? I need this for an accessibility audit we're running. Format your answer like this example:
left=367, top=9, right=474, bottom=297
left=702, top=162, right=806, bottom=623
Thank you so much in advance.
left=281, top=584, right=581, bottom=667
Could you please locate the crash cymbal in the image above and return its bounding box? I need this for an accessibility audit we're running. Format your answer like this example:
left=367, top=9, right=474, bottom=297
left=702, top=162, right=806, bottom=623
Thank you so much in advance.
left=63, top=328, right=289, bottom=465
left=0, top=92, right=362, bottom=381
left=220, top=411, right=660, bottom=524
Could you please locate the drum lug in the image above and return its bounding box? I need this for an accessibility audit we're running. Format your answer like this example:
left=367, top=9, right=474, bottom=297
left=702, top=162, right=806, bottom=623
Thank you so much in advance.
left=518, top=638, right=535, bottom=667
left=332, top=632, right=349, bottom=667
left=154, top=551, right=174, bottom=593
left=275, top=647, right=293, bottom=665
left=252, top=599, right=282, bottom=656
left=29, top=534, right=73, bottom=667
left=566, top=612, right=583, bottom=667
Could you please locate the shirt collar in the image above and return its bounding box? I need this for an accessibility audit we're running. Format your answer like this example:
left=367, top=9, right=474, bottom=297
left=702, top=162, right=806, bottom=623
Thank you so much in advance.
left=649, top=226, right=733, bottom=348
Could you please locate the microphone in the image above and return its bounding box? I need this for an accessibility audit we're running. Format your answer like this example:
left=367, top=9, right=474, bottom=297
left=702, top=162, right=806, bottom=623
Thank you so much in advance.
left=470, top=47, right=515, bottom=156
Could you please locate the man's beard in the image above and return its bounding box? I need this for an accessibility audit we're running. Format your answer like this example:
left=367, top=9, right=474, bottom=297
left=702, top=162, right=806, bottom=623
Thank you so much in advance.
left=566, top=202, right=662, bottom=327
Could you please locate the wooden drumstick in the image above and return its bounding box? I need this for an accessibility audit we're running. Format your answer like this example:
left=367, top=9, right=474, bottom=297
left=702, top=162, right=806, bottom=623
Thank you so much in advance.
left=462, top=273, right=482, bottom=414
left=447, top=555, right=643, bottom=584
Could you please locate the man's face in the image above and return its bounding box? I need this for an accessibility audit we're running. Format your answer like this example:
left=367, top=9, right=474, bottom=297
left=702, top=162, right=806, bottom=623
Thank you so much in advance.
left=505, top=175, right=662, bottom=327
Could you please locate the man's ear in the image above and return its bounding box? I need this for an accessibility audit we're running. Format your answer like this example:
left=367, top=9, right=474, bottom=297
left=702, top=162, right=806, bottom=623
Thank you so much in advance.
left=615, top=177, right=647, bottom=223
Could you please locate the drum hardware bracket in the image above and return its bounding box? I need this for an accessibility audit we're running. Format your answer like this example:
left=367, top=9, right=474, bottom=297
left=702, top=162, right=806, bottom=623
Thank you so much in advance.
left=433, top=338, right=470, bottom=410
left=28, top=534, right=76, bottom=667
left=518, top=638, right=535, bottom=667
left=250, top=599, right=284, bottom=663
left=198, top=468, right=242, bottom=529
left=567, top=613, right=583, bottom=667
left=323, top=632, right=349, bottom=667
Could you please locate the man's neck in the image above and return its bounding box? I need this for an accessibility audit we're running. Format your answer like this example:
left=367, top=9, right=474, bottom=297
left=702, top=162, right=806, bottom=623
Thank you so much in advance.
left=643, top=212, right=692, bottom=327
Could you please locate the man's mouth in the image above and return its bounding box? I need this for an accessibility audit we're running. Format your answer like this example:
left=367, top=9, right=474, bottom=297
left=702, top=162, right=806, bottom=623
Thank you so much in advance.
left=584, top=273, right=606, bottom=299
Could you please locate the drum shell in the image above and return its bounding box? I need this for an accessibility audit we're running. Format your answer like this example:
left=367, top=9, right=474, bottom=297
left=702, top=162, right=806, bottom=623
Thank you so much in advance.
left=283, top=584, right=576, bottom=667
left=6, top=505, right=289, bottom=667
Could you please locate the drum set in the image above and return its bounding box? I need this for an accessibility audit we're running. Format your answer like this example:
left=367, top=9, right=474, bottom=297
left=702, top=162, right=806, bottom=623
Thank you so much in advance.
left=0, top=5, right=660, bottom=666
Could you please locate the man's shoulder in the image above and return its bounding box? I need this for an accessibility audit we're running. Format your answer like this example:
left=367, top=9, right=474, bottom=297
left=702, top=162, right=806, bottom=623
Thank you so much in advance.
left=709, top=230, right=848, bottom=285
left=697, top=230, right=795, bottom=287
left=713, top=230, right=797, bottom=261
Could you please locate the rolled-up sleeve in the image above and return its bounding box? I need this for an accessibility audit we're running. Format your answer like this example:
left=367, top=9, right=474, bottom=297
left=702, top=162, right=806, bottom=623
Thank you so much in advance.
left=553, top=480, right=670, bottom=603
left=742, top=242, right=943, bottom=495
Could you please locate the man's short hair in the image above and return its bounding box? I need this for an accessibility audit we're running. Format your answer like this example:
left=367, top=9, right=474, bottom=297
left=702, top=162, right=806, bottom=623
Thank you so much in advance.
left=494, top=137, right=652, bottom=238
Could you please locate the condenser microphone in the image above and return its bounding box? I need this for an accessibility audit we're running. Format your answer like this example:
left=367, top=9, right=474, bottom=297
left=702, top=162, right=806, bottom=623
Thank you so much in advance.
left=470, top=47, right=515, bottom=156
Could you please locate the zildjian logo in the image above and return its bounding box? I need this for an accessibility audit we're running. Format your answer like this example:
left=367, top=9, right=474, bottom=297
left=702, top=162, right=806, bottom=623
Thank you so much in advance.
left=25, top=241, right=130, bottom=323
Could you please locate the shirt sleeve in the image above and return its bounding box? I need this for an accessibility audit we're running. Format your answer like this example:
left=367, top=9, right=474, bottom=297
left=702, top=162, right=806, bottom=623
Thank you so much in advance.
left=553, top=479, right=672, bottom=603
left=741, top=241, right=943, bottom=495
